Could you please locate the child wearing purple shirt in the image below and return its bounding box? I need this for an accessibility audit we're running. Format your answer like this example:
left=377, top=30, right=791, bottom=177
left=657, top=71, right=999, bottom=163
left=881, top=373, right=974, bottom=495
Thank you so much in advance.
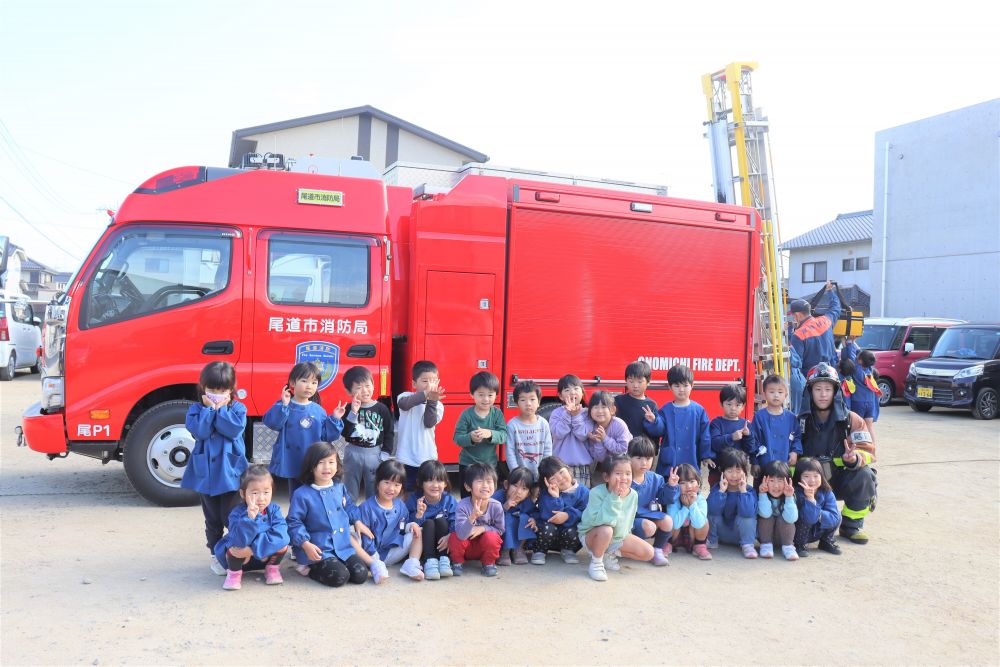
left=448, top=463, right=505, bottom=577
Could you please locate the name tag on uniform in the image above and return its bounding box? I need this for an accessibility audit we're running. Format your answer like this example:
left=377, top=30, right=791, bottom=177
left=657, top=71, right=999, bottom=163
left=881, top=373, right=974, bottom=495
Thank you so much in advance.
left=650, top=501, right=661, bottom=512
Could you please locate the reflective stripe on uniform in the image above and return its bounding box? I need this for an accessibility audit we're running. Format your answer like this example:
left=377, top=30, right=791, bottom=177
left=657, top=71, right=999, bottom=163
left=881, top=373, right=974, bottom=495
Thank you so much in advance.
left=842, top=505, right=870, bottom=519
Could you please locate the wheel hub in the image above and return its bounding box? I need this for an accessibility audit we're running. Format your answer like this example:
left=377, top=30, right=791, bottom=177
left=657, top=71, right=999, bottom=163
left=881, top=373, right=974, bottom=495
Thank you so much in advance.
left=146, top=424, right=194, bottom=488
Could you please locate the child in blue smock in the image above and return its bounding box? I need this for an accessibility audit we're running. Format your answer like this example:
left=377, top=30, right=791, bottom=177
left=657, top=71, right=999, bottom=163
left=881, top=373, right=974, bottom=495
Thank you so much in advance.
left=406, top=459, right=458, bottom=580
left=792, top=457, right=842, bottom=558
left=709, top=384, right=755, bottom=472
left=757, top=460, right=799, bottom=561
left=214, top=465, right=290, bottom=589
left=750, top=374, right=802, bottom=472
left=263, top=362, right=346, bottom=498
left=642, top=364, right=712, bottom=477
left=355, top=459, right=425, bottom=583
left=666, top=463, right=712, bottom=560
left=706, top=448, right=759, bottom=558
left=628, top=436, right=676, bottom=566
left=181, top=362, right=248, bottom=576
left=286, top=442, right=369, bottom=587
left=492, top=465, right=539, bottom=566
left=533, top=455, right=589, bottom=565
left=852, top=350, right=881, bottom=443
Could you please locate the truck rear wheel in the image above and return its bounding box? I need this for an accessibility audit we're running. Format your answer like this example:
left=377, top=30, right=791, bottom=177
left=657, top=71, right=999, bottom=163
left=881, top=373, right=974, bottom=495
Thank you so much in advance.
left=123, top=400, right=200, bottom=507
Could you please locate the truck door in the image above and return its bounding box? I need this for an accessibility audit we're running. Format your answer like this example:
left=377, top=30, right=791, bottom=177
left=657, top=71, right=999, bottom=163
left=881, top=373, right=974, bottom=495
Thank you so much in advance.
left=250, top=231, right=385, bottom=411
left=423, top=271, right=496, bottom=384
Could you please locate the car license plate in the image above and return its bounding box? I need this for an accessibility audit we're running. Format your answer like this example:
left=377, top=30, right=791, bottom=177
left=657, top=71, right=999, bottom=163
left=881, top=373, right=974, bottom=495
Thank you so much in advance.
left=917, top=386, right=933, bottom=399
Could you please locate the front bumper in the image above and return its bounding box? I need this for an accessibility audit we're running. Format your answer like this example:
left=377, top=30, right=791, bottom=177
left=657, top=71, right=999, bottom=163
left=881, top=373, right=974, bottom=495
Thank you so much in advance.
left=904, top=377, right=975, bottom=409
left=20, top=401, right=68, bottom=454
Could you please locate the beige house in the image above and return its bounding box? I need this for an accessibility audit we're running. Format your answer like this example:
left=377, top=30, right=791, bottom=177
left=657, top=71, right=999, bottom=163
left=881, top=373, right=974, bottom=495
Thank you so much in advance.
left=228, top=105, right=488, bottom=172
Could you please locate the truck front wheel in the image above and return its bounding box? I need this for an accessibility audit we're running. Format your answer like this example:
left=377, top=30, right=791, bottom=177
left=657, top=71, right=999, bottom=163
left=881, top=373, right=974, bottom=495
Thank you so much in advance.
left=123, top=400, right=200, bottom=507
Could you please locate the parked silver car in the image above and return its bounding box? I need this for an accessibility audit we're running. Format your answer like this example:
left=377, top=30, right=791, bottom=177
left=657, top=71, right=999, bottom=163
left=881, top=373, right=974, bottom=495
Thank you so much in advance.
left=0, top=297, right=42, bottom=380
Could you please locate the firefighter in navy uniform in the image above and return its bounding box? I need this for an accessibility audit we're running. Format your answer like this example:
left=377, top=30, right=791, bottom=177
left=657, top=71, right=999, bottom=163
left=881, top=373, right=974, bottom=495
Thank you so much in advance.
left=799, top=363, right=877, bottom=546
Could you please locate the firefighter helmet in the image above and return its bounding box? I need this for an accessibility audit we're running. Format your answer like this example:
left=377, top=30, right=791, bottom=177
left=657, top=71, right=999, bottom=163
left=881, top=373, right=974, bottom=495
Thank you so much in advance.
left=806, top=362, right=840, bottom=387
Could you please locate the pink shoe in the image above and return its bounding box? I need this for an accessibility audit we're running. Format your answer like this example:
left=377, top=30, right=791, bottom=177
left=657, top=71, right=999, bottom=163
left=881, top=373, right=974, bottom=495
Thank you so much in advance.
left=741, top=544, right=759, bottom=559
left=692, top=544, right=713, bottom=560
left=264, top=564, right=284, bottom=585
left=222, top=569, right=242, bottom=590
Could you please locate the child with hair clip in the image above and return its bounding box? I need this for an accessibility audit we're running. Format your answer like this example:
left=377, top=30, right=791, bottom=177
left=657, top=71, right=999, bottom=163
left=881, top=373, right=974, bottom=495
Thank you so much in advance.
left=628, top=436, right=675, bottom=566
left=709, top=384, right=755, bottom=477
left=286, top=442, right=371, bottom=587
left=214, top=465, right=290, bottom=590
left=449, top=463, right=505, bottom=577
left=406, top=459, right=458, bottom=580
left=757, top=460, right=799, bottom=560
left=750, top=374, right=802, bottom=473
left=492, top=466, right=539, bottom=566
left=263, top=362, right=346, bottom=498
left=549, top=374, right=597, bottom=486
left=706, top=447, right=759, bottom=559
left=792, top=456, right=842, bottom=558
left=181, top=361, right=249, bottom=575
left=584, top=390, right=633, bottom=463
left=533, top=455, right=589, bottom=565
left=666, top=463, right=712, bottom=560
left=355, top=459, right=425, bottom=583
left=579, top=454, right=654, bottom=581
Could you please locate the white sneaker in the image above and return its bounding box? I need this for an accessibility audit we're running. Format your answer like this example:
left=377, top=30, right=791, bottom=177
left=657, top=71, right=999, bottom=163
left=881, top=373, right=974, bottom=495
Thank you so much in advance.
left=399, top=557, right=425, bottom=581
left=603, top=551, right=621, bottom=572
left=588, top=558, right=608, bottom=581
left=371, top=559, right=390, bottom=584
left=210, top=556, right=226, bottom=576
left=530, top=551, right=546, bottom=565
left=561, top=549, right=580, bottom=564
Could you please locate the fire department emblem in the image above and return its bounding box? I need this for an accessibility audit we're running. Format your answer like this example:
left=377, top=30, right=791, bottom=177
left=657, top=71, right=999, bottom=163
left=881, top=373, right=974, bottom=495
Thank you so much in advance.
left=295, top=341, right=340, bottom=391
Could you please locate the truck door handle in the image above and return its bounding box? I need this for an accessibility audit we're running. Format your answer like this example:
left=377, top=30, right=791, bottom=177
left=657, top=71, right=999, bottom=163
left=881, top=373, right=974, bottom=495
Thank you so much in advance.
left=202, top=340, right=234, bottom=355
left=347, top=344, right=376, bottom=358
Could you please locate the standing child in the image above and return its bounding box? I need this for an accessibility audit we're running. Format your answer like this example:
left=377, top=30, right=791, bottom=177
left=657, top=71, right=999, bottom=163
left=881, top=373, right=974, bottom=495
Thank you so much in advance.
left=181, top=361, right=249, bottom=575
left=533, top=455, right=590, bottom=565
left=355, top=459, right=425, bottom=583
left=628, top=436, right=676, bottom=566
left=505, top=380, right=552, bottom=478
left=614, top=360, right=657, bottom=439
left=448, top=463, right=505, bottom=577
left=395, top=360, right=446, bottom=491
left=453, top=371, right=507, bottom=495
left=341, top=366, right=395, bottom=501
left=792, top=456, right=842, bottom=558
left=493, top=466, right=539, bottom=566
left=286, top=442, right=370, bottom=587
left=214, top=465, right=290, bottom=590
left=263, top=362, right=345, bottom=498
left=750, top=374, right=802, bottom=473
left=579, top=454, right=655, bottom=581
left=666, top=463, right=712, bottom=560
left=548, top=374, right=597, bottom=486
left=642, top=365, right=713, bottom=478
left=706, top=448, right=759, bottom=559
left=584, top=391, right=632, bottom=464
left=709, top=384, right=755, bottom=472
left=405, top=459, right=458, bottom=580
left=850, top=350, right=881, bottom=444
left=757, top=460, right=799, bottom=560
left=838, top=357, right=857, bottom=412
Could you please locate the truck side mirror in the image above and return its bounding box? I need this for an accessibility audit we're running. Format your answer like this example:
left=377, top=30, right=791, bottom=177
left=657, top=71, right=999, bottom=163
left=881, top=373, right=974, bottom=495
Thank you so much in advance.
left=903, top=342, right=915, bottom=355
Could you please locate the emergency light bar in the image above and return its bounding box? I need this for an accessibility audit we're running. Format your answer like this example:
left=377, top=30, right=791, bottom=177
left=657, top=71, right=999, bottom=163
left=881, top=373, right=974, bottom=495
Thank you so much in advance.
left=241, top=152, right=286, bottom=170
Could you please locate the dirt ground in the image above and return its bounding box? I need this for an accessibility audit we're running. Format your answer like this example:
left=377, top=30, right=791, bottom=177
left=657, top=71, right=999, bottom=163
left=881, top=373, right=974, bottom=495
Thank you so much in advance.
left=2, top=371, right=998, bottom=666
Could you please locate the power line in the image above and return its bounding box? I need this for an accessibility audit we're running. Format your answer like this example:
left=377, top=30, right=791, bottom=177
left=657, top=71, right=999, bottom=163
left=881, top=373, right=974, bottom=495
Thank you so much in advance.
left=0, top=193, right=83, bottom=262
left=20, top=145, right=135, bottom=187
left=0, top=117, right=90, bottom=214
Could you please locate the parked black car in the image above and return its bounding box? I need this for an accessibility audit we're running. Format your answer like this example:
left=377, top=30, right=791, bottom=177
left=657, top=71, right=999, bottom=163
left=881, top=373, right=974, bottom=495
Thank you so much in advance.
left=904, top=324, right=1000, bottom=420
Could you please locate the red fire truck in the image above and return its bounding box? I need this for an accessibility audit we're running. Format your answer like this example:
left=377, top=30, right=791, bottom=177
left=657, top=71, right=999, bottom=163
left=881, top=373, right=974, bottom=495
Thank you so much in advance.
left=19, top=161, right=760, bottom=506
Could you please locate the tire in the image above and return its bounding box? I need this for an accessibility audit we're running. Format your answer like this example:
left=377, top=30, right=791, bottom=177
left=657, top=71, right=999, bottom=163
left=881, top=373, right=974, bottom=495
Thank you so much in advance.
left=972, top=387, right=999, bottom=420
left=30, top=353, right=42, bottom=374
left=876, top=379, right=893, bottom=407
left=123, top=400, right=200, bottom=507
left=908, top=401, right=932, bottom=413
left=0, top=353, right=14, bottom=381
left=537, top=401, right=562, bottom=422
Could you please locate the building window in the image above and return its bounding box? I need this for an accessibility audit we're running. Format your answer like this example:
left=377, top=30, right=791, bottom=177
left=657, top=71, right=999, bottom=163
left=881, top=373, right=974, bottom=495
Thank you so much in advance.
left=856, top=256, right=869, bottom=270
left=842, top=258, right=855, bottom=272
left=802, top=261, right=827, bottom=283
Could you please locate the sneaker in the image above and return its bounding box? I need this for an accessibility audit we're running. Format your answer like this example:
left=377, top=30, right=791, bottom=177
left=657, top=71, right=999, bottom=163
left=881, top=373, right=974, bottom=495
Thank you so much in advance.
left=818, top=538, right=842, bottom=555
left=795, top=546, right=810, bottom=558
left=371, top=559, right=390, bottom=584
left=530, top=551, right=546, bottom=565
left=222, top=569, right=242, bottom=590
left=759, top=543, right=774, bottom=559
left=588, top=558, right=608, bottom=582
left=841, top=529, right=870, bottom=545
left=399, top=557, right=424, bottom=581
left=497, top=550, right=512, bottom=567
left=423, top=558, right=441, bottom=580
left=513, top=548, right=529, bottom=565
left=603, top=551, right=621, bottom=572
left=741, top=544, right=759, bottom=559
left=482, top=564, right=498, bottom=577
left=289, top=550, right=296, bottom=561
left=264, top=564, right=284, bottom=585
left=664, top=542, right=673, bottom=555
left=692, top=543, right=713, bottom=560
left=451, top=562, right=463, bottom=577
left=651, top=547, right=670, bottom=566
left=438, top=556, right=454, bottom=578
left=294, top=564, right=312, bottom=576
left=560, top=549, right=580, bottom=564
left=706, top=539, right=719, bottom=550
left=210, top=557, right=226, bottom=576
left=782, top=545, right=800, bottom=561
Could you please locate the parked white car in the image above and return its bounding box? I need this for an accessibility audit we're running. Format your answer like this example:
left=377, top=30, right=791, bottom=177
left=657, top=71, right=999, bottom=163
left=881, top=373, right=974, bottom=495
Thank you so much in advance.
left=0, top=297, right=42, bottom=380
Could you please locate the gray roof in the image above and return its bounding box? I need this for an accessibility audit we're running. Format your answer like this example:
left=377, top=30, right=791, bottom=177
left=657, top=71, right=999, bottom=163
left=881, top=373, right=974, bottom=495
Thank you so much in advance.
left=781, top=210, right=873, bottom=250
left=229, top=105, right=489, bottom=167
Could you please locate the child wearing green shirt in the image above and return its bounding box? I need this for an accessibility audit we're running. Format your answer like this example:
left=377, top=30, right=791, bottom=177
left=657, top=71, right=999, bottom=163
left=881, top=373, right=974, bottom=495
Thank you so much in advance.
left=453, top=371, right=508, bottom=497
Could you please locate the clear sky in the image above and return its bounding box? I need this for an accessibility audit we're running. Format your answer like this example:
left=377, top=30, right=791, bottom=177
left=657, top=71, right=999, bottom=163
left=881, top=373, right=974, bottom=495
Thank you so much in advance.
left=1, top=0, right=997, bottom=271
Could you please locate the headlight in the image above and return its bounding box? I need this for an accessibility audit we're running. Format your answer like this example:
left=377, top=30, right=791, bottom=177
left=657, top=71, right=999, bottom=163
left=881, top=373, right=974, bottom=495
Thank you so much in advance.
left=40, top=376, right=64, bottom=410
left=953, top=365, right=984, bottom=380
left=907, top=367, right=916, bottom=379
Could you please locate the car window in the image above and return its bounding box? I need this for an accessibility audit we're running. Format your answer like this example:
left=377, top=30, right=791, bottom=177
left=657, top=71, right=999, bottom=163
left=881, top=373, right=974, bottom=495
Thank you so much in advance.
left=11, top=301, right=32, bottom=324
left=267, top=234, right=371, bottom=307
left=82, top=228, right=232, bottom=328
left=906, top=327, right=935, bottom=351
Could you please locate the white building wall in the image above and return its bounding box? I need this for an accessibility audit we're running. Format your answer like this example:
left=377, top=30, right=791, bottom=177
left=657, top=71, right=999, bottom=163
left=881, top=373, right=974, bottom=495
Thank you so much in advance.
left=872, top=99, right=1000, bottom=320
left=787, top=241, right=873, bottom=299
left=397, top=132, right=470, bottom=167
left=246, top=117, right=360, bottom=161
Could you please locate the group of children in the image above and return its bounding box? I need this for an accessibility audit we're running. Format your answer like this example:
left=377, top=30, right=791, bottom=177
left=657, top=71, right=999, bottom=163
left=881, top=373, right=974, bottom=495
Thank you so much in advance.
left=182, top=357, right=860, bottom=588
